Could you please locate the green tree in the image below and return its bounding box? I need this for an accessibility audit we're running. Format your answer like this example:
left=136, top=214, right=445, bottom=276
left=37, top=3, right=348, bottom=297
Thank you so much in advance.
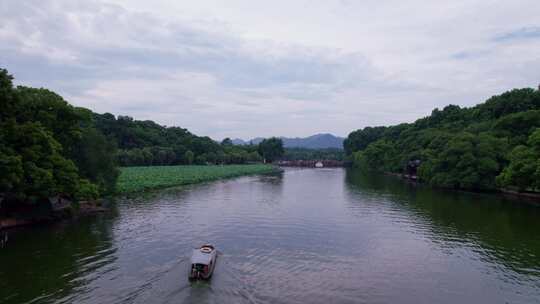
left=195, top=154, right=207, bottom=165
left=496, top=129, right=540, bottom=191
left=206, top=152, right=217, bottom=164
left=493, top=110, right=540, bottom=146
left=353, top=139, right=398, bottom=172
left=258, top=137, right=284, bottom=163
left=185, top=150, right=194, bottom=165
left=0, top=69, right=23, bottom=195
left=14, top=87, right=83, bottom=156
left=221, top=138, right=233, bottom=146
left=71, top=127, right=119, bottom=194
left=418, top=133, right=506, bottom=190
left=247, top=151, right=263, bottom=162
left=0, top=68, right=119, bottom=201
left=344, top=126, right=387, bottom=155
left=3, top=121, right=81, bottom=200
left=345, top=85, right=540, bottom=192
left=0, top=69, right=85, bottom=201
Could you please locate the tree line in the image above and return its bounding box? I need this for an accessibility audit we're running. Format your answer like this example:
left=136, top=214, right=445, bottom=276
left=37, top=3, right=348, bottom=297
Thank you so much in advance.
left=345, top=87, right=540, bottom=192
left=94, top=113, right=268, bottom=167
left=0, top=68, right=284, bottom=204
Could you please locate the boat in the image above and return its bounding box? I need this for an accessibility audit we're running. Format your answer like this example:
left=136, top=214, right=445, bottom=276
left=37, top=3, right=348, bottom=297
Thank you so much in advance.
left=189, top=244, right=217, bottom=280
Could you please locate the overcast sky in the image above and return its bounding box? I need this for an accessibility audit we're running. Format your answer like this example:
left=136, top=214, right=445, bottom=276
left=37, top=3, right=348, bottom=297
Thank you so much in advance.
left=1, top=0, right=540, bottom=140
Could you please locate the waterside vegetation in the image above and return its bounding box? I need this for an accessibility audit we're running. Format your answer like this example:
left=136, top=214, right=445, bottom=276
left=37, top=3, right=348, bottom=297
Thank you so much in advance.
left=345, top=87, right=540, bottom=193
left=117, top=164, right=279, bottom=193
left=0, top=68, right=282, bottom=216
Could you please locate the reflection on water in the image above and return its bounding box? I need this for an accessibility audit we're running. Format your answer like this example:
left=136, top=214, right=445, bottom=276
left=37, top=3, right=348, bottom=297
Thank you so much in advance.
left=345, top=170, right=540, bottom=276
left=0, top=216, right=116, bottom=304
left=1, top=168, right=539, bottom=304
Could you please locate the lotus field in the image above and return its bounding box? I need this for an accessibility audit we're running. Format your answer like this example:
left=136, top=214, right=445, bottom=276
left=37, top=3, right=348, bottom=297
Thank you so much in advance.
left=117, top=164, right=277, bottom=193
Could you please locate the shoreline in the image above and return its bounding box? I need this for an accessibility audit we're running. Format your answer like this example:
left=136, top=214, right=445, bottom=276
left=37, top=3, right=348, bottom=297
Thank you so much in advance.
left=1, top=165, right=281, bottom=231
left=385, top=171, right=540, bottom=203
left=0, top=200, right=108, bottom=231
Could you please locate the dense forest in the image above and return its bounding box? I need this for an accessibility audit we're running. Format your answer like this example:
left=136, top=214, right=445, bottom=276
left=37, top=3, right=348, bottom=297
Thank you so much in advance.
left=345, top=87, right=540, bottom=192
left=96, top=115, right=264, bottom=167
left=0, top=69, right=283, bottom=204
left=0, top=69, right=117, bottom=202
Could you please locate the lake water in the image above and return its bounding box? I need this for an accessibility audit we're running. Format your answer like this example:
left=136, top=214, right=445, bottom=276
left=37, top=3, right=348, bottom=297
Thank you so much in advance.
left=1, top=168, right=540, bottom=304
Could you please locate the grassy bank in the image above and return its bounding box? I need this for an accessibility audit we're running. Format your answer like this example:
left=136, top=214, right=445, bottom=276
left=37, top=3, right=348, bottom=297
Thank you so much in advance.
left=117, top=164, right=278, bottom=193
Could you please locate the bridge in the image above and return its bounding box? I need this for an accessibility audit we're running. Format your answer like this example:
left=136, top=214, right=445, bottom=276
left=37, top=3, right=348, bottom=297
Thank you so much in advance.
left=276, top=160, right=344, bottom=168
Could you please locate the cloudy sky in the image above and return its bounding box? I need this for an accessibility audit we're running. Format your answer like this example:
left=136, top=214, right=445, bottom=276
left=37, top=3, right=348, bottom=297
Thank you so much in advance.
left=1, top=0, right=540, bottom=139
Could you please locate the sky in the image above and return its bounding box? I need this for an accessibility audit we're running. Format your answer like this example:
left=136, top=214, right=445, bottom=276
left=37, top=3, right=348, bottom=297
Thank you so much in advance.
left=1, top=0, right=540, bottom=140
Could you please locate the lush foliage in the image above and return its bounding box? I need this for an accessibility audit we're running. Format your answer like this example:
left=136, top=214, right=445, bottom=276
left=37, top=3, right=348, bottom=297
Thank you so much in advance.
left=347, top=88, right=540, bottom=192
left=496, top=129, right=540, bottom=191
left=0, top=69, right=116, bottom=202
left=95, top=114, right=264, bottom=166
left=117, top=164, right=277, bottom=193
left=418, top=133, right=506, bottom=190
left=344, top=126, right=388, bottom=155
left=258, top=137, right=284, bottom=162
left=0, top=68, right=267, bottom=205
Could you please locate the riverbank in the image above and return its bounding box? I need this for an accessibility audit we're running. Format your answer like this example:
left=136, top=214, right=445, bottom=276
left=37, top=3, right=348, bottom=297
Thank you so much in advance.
left=117, top=164, right=279, bottom=194
left=386, top=171, right=540, bottom=202
left=0, top=200, right=108, bottom=231
left=0, top=165, right=278, bottom=231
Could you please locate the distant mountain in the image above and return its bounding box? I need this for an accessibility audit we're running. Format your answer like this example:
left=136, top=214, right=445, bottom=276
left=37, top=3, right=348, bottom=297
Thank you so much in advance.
left=233, top=134, right=344, bottom=149
left=231, top=137, right=264, bottom=145
left=283, top=134, right=345, bottom=149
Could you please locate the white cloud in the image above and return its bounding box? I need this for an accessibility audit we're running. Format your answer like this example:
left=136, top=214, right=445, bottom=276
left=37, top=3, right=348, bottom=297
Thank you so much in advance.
left=1, top=0, right=540, bottom=140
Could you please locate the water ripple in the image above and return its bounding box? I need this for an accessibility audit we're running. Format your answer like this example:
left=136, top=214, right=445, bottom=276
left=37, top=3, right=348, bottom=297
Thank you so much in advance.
left=2, top=169, right=540, bottom=304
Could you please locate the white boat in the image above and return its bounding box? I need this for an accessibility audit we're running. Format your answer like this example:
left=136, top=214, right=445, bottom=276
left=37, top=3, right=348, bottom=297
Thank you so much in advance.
left=189, top=244, right=217, bottom=280
left=315, top=161, right=324, bottom=168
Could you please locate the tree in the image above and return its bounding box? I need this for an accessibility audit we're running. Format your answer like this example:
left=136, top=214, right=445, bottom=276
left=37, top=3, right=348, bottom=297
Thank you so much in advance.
left=353, top=139, right=398, bottom=172
left=258, top=137, right=284, bottom=163
left=345, top=85, right=540, bottom=192
left=221, top=138, right=233, bottom=146
left=195, top=154, right=207, bottom=165
left=496, top=129, right=540, bottom=191
left=493, top=110, right=540, bottom=146
left=418, top=133, right=506, bottom=190
left=206, top=152, right=217, bottom=164
left=0, top=70, right=82, bottom=201
left=247, top=151, right=263, bottom=162
left=14, top=87, right=84, bottom=156
left=0, top=69, right=23, bottom=195
left=0, top=68, right=117, bottom=201
left=2, top=121, right=81, bottom=200
left=474, top=88, right=540, bottom=120
left=184, top=150, right=194, bottom=165
left=0, top=68, right=15, bottom=120
left=71, top=127, right=119, bottom=194
left=344, top=126, right=387, bottom=155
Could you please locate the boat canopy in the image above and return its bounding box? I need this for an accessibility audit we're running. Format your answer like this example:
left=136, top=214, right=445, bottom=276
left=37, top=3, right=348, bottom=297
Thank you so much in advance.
left=191, top=249, right=213, bottom=265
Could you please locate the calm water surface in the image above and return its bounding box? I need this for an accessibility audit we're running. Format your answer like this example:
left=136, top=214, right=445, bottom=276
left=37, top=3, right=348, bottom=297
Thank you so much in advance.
left=1, top=168, right=540, bottom=303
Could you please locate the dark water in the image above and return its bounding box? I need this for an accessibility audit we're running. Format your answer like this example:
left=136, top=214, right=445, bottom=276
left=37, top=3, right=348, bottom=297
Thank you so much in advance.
left=1, top=168, right=540, bottom=304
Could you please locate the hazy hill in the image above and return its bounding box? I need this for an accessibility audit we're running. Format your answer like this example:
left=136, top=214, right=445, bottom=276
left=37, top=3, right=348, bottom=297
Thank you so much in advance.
left=232, top=134, right=344, bottom=149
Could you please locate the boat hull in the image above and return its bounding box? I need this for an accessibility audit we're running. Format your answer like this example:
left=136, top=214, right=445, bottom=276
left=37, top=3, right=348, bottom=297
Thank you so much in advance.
left=189, top=259, right=216, bottom=280
left=189, top=247, right=217, bottom=281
